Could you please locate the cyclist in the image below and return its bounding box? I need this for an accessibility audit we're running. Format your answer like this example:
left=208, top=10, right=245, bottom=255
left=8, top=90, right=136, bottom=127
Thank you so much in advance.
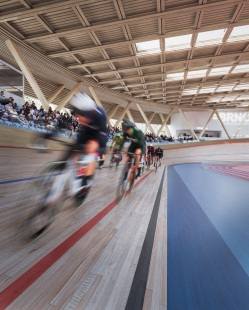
left=154, top=146, right=163, bottom=167
left=146, top=143, right=154, bottom=165
left=119, top=119, right=146, bottom=179
left=37, top=92, right=107, bottom=188
left=110, top=132, right=123, bottom=162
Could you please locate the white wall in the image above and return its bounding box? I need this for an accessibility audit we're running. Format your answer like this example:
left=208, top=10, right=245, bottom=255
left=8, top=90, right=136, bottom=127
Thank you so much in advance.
left=169, top=110, right=249, bottom=139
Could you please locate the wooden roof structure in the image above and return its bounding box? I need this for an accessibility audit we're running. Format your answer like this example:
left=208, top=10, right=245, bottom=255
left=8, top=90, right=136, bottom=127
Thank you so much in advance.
left=1, top=0, right=249, bottom=121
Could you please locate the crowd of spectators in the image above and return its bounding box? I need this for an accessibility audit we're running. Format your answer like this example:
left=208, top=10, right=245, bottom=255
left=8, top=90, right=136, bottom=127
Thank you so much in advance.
left=1, top=91, right=178, bottom=144
left=0, top=91, right=81, bottom=138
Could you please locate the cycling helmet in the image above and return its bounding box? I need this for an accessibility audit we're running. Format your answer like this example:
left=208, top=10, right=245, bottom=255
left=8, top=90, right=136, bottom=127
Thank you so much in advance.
left=121, top=119, right=135, bottom=131
left=149, top=144, right=153, bottom=147
left=115, top=133, right=121, bottom=137
left=70, top=92, right=97, bottom=117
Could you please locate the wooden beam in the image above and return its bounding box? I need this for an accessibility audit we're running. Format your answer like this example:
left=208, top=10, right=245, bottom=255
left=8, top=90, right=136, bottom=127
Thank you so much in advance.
left=156, top=109, right=174, bottom=136
left=136, top=103, right=155, bottom=135
left=20, top=0, right=249, bottom=42
left=159, top=113, right=172, bottom=136
left=46, top=85, right=65, bottom=104
left=114, top=102, right=132, bottom=127
left=88, top=86, right=111, bottom=126
left=126, top=109, right=135, bottom=123
left=144, top=112, right=155, bottom=133
left=56, top=82, right=82, bottom=111
left=179, top=109, right=199, bottom=140
left=88, top=86, right=103, bottom=108
left=234, top=110, right=249, bottom=138
left=108, top=105, right=119, bottom=120
left=198, top=110, right=216, bottom=139
left=5, top=39, right=50, bottom=110
left=215, top=110, right=231, bottom=139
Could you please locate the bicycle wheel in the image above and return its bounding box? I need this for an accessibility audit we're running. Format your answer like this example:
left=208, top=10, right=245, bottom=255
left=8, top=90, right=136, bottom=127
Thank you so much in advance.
left=147, top=154, right=151, bottom=170
left=116, top=163, right=129, bottom=202
left=155, top=159, right=158, bottom=172
left=110, top=158, right=114, bottom=169
left=74, top=178, right=93, bottom=209
left=128, top=166, right=136, bottom=193
left=17, top=162, right=65, bottom=241
left=141, top=162, right=145, bottom=175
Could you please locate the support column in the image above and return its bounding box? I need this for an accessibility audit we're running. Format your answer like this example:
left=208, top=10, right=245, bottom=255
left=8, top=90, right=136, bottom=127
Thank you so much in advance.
left=89, top=86, right=112, bottom=125
left=108, top=105, right=119, bottom=121
left=157, top=109, right=174, bottom=136
left=215, top=110, right=231, bottom=139
left=158, top=113, right=172, bottom=136
left=136, top=103, right=155, bottom=135
left=89, top=86, right=103, bottom=108
left=47, top=85, right=65, bottom=104
left=234, top=110, right=249, bottom=139
left=114, top=102, right=131, bottom=127
left=56, top=82, right=82, bottom=111
left=144, top=112, right=155, bottom=133
left=127, top=109, right=135, bottom=123
left=198, top=110, right=216, bottom=139
left=179, top=108, right=199, bottom=140
left=5, top=39, right=50, bottom=110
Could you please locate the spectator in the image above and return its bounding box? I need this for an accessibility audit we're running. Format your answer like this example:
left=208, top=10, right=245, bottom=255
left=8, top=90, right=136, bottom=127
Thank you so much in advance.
left=0, top=90, right=5, bottom=99
left=18, top=109, right=28, bottom=124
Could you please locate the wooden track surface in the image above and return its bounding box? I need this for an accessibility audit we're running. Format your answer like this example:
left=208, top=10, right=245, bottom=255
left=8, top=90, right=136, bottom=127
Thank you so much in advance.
left=1, top=139, right=249, bottom=309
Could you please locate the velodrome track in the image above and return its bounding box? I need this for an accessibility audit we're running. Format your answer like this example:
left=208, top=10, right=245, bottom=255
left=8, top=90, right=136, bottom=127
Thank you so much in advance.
left=1, top=130, right=249, bottom=309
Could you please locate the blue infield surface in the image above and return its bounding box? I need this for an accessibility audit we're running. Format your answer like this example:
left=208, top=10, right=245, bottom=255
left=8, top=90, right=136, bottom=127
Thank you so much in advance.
left=167, top=163, right=249, bottom=310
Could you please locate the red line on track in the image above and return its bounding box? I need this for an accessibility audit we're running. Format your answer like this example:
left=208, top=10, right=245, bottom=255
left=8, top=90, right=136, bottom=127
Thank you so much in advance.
left=0, top=168, right=154, bottom=309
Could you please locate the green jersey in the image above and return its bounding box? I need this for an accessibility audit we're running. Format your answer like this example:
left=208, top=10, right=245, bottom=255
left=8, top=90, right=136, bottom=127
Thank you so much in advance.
left=111, top=135, right=123, bottom=149
left=119, top=127, right=146, bottom=154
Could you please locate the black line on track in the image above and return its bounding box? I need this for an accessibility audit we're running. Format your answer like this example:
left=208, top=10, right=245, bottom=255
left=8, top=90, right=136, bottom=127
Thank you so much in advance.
left=125, top=167, right=166, bottom=310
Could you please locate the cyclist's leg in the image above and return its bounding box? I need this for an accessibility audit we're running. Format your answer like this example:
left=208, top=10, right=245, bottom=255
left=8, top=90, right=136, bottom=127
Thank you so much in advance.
left=98, top=146, right=106, bottom=168
left=82, top=139, right=99, bottom=185
left=135, top=148, right=142, bottom=178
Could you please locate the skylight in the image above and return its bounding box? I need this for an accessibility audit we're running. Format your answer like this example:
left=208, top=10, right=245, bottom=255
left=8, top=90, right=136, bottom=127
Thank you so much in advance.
left=198, top=87, right=216, bottom=94
left=136, top=40, right=160, bottom=53
left=216, top=84, right=235, bottom=92
left=221, top=95, right=238, bottom=102
left=231, top=64, right=249, bottom=74
left=195, top=29, right=226, bottom=47
left=207, top=95, right=223, bottom=102
left=166, top=72, right=184, bottom=81
left=182, top=88, right=198, bottom=95
left=166, top=34, right=192, bottom=51
left=228, top=26, right=249, bottom=42
left=209, top=66, right=232, bottom=76
left=187, top=69, right=207, bottom=79
left=239, top=94, right=249, bottom=100
left=235, top=84, right=249, bottom=91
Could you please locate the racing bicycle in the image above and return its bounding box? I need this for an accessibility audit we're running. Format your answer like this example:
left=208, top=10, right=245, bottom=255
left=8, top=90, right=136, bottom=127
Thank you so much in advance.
left=17, top=140, right=95, bottom=240
left=110, top=148, right=122, bottom=169
left=116, top=152, right=138, bottom=202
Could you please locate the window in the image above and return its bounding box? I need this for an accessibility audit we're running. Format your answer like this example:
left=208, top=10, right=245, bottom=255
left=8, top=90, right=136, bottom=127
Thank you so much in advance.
left=195, top=29, right=226, bottom=47
left=231, top=64, right=249, bottom=74
left=209, top=66, right=232, bottom=76
left=166, top=72, right=184, bottom=81
left=187, top=69, right=207, bottom=79
left=199, top=87, right=216, bottom=94
left=166, top=34, right=192, bottom=51
left=182, top=88, right=198, bottom=95
left=228, top=26, right=249, bottom=42
left=136, top=40, right=160, bottom=54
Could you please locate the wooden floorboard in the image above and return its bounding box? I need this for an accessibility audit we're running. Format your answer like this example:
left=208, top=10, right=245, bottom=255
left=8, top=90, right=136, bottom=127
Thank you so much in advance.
left=1, top=141, right=249, bottom=309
